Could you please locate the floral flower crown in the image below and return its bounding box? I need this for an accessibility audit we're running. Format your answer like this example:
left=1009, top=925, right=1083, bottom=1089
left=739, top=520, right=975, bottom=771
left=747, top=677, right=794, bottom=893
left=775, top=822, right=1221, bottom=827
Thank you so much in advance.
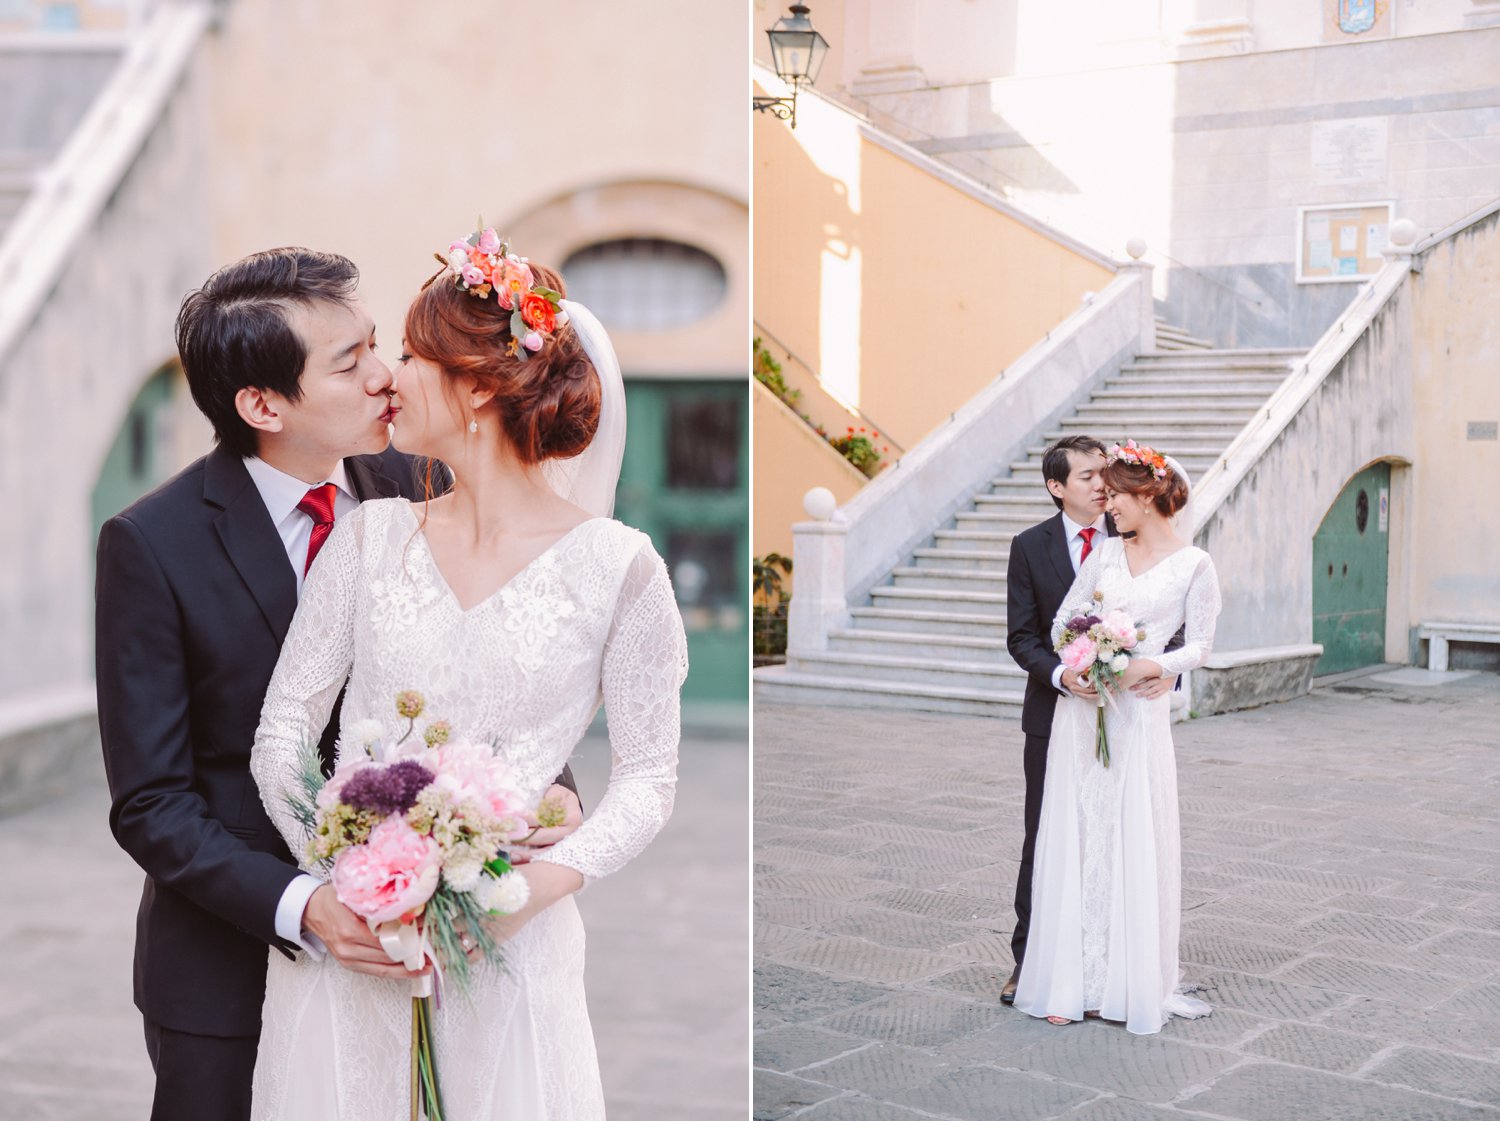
left=1107, top=439, right=1170, bottom=480
left=432, top=226, right=568, bottom=360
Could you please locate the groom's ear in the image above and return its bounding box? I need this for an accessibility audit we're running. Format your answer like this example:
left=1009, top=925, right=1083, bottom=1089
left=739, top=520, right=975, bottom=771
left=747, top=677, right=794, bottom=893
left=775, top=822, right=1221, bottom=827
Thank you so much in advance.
left=235, top=386, right=285, bottom=437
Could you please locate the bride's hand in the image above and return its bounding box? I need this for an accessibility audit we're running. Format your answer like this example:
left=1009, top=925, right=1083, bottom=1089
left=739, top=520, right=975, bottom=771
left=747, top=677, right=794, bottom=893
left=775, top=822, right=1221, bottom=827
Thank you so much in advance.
left=1118, top=658, right=1163, bottom=690
left=483, top=861, right=585, bottom=947
left=506, top=784, right=584, bottom=865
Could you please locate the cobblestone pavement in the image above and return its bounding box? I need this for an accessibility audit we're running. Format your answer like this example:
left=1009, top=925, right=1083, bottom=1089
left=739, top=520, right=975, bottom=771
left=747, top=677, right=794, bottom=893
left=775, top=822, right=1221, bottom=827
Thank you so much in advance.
left=0, top=725, right=748, bottom=1121
left=755, top=672, right=1500, bottom=1121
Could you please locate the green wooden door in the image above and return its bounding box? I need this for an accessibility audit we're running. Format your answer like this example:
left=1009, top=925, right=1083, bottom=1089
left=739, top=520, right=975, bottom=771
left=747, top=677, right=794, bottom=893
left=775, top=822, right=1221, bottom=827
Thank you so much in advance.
left=614, top=379, right=748, bottom=702
left=91, top=365, right=180, bottom=544
left=1312, top=462, right=1391, bottom=675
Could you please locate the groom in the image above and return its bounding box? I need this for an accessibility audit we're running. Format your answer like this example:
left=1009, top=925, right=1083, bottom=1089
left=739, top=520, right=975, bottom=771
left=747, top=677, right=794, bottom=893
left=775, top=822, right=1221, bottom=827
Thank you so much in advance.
left=95, top=248, right=580, bottom=1120
left=1000, top=434, right=1176, bottom=1004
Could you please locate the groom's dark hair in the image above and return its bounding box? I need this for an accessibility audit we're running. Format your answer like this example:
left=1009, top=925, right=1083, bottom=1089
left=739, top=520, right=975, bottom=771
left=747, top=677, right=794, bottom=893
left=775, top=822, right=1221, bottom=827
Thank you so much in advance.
left=1042, top=434, right=1107, bottom=509
left=176, top=248, right=359, bottom=457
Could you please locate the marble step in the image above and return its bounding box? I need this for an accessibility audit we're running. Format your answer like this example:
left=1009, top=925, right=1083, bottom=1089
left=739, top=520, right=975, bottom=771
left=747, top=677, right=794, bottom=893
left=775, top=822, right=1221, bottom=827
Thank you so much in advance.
left=827, top=626, right=1012, bottom=661
left=789, top=650, right=1026, bottom=690
left=848, top=606, right=1008, bottom=638
left=1089, top=388, right=1273, bottom=406
left=972, top=492, right=1056, bottom=509
left=1074, top=401, right=1259, bottom=418
left=912, top=546, right=1011, bottom=570
left=868, top=585, right=1006, bottom=616
left=754, top=665, right=1025, bottom=718
left=891, top=565, right=1006, bottom=592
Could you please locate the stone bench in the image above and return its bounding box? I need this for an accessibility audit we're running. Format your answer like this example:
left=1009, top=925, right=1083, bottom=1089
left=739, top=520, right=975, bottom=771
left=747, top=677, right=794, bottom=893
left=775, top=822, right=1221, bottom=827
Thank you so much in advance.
left=1419, top=622, right=1500, bottom=672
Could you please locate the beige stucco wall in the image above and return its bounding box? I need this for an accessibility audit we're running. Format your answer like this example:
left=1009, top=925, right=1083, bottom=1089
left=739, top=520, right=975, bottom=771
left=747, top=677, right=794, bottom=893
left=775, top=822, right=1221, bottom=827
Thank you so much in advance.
left=752, top=380, right=867, bottom=562
left=753, top=85, right=1115, bottom=453
left=206, top=0, right=748, bottom=368
left=1407, top=210, right=1500, bottom=627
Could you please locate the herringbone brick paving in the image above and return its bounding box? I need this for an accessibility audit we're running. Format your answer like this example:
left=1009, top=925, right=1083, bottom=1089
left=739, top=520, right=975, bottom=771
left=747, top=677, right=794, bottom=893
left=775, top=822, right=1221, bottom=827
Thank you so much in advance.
left=755, top=672, right=1500, bottom=1120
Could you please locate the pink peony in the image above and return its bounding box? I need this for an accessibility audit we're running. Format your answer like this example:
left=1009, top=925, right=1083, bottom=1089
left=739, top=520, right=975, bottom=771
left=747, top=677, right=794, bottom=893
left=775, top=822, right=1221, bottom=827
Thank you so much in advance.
left=1059, top=634, right=1099, bottom=672
left=331, top=818, right=441, bottom=923
left=477, top=228, right=501, bottom=254
left=1101, top=610, right=1139, bottom=649
left=424, top=741, right=530, bottom=827
left=461, top=264, right=487, bottom=288
left=523, top=331, right=543, bottom=352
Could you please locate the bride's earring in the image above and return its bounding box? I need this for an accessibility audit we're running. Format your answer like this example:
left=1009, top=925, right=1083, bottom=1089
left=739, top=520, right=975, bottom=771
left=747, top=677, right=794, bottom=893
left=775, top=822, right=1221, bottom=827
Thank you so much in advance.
left=468, top=414, right=479, bottom=434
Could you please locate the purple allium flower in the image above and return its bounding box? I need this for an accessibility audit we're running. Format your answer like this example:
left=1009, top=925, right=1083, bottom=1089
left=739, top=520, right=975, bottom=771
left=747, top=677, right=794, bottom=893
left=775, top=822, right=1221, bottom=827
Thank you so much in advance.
left=341, top=759, right=435, bottom=817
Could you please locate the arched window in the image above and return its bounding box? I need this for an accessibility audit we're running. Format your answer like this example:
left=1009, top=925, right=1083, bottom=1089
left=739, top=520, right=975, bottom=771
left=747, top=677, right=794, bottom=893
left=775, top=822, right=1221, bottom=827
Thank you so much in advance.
left=561, top=238, right=726, bottom=332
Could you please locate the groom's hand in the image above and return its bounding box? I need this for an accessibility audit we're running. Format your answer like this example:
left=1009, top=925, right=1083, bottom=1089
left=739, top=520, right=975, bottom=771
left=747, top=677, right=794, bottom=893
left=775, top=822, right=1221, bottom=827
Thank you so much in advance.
left=1130, top=673, right=1178, bottom=700
left=1062, top=667, right=1098, bottom=700
left=505, top=784, right=584, bottom=865
left=303, top=885, right=429, bottom=978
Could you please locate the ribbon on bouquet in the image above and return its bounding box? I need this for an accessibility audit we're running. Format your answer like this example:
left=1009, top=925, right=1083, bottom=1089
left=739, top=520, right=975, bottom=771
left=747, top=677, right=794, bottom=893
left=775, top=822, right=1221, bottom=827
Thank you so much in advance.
left=373, top=918, right=443, bottom=1002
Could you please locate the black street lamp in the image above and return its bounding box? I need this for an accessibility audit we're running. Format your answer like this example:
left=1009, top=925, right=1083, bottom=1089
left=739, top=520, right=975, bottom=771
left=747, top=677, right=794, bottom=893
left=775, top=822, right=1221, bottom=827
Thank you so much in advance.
left=753, top=3, right=829, bottom=129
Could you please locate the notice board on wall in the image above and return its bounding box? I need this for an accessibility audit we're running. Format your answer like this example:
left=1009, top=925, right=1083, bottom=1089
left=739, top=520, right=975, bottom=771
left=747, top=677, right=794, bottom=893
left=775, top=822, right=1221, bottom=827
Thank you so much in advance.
left=1296, top=202, right=1392, bottom=284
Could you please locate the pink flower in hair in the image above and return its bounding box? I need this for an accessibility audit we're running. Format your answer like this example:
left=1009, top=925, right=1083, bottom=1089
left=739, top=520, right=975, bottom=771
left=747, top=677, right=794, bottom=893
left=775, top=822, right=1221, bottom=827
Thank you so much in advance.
left=523, top=331, right=543, bottom=352
left=461, top=264, right=486, bottom=288
left=477, top=228, right=501, bottom=255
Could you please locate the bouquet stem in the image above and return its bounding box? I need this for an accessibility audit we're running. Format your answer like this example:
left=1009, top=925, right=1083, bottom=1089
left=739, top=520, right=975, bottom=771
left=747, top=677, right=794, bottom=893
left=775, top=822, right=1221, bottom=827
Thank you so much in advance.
left=412, top=996, right=445, bottom=1120
left=1094, top=703, right=1111, bottom=768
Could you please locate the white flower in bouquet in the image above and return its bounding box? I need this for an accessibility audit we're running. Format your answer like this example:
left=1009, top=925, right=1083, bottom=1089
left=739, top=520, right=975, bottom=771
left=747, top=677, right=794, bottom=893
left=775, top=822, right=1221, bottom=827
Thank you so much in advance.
left=442, top=852, right=484, bottom=893
left=1110, top=653, right=1130, bottom=673
left=478, top=869, right=531, bottom=915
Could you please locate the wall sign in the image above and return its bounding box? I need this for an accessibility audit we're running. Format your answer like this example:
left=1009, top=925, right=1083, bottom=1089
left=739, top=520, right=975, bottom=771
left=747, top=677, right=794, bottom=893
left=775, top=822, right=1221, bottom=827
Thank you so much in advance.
left=1296, top=201, right=1393, bottom=284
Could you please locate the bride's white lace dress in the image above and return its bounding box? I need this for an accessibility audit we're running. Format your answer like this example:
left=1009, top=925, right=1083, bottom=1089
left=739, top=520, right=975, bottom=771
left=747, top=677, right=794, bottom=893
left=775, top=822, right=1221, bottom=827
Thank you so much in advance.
left=1013, top=536, right=1221, bottom=1035
left=249, top=498, right=688, bottom=1119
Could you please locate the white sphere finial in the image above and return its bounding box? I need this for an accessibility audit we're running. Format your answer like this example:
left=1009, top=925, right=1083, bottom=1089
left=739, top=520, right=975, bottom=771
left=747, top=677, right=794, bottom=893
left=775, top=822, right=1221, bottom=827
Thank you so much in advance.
left=803, top=486, right=837, bottom=521
left=1125, top=237, right=1148, bottom=260
left=1388, top=218, right=1416, bottom=248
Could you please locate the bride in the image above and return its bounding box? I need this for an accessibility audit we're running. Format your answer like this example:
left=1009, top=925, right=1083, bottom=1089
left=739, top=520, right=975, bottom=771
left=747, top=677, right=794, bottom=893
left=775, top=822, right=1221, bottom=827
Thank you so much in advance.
left=249, top=232, right=688, bottom=1118
left=1013, top=441, right=1221, bottom=1035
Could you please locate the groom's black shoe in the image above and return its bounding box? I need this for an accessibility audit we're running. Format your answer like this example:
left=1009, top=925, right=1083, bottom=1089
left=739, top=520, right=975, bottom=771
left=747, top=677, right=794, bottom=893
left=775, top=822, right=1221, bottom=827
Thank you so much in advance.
left=1001, top=966, right=1020, bottom=1005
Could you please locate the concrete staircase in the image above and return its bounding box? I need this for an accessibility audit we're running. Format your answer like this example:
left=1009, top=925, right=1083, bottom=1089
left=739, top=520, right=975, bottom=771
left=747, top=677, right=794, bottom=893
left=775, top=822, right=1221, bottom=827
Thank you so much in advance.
left=755, top=331, right=1303, bottom=716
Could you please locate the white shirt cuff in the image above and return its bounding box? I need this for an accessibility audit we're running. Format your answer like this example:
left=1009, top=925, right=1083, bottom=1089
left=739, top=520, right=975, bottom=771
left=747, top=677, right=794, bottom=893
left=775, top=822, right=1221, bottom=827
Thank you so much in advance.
left=275, top=873, right=327, bottom=960
left=1052, top=664, right=1068, bottom=695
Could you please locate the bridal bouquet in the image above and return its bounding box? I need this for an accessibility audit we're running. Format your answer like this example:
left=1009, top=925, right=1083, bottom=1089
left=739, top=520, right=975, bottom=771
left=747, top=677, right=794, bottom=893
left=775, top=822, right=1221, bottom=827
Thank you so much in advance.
left=1055, top=592, right=1146, bottom=768
left=286, top=689, right=563, bottom=1120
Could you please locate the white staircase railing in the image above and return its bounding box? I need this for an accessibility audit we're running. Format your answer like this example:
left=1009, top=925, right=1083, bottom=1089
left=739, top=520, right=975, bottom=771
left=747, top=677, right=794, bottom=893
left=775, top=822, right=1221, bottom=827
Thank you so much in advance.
left=787, top=263, right=1156, bottom=655
left=0, top=2, right=210, bottom=373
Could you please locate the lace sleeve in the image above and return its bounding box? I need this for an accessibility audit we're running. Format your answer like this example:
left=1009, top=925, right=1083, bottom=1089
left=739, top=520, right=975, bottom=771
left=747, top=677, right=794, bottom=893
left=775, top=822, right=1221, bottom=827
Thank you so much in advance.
left=250, top=505, right=365, bottom=869
left=1152, top=552, right=1222, bottom=677
left=533, top=541, right=688, bottom=883
left=1050, top=541, right=1107, bottom=648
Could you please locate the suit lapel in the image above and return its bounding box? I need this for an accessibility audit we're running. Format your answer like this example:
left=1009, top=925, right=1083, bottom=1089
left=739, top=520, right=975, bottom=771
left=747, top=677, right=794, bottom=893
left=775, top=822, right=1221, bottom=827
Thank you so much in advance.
left=205, top=447, right=298, bottom=645
left=1042, top=513, right=1074, bottom=590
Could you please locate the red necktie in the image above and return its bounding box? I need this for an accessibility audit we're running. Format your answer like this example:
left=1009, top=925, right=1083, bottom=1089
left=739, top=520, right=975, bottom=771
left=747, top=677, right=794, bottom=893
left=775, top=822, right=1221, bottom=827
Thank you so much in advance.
left=1078, top=526, right=1097, bottom=566
left=297, top=483, right=338, bottom=576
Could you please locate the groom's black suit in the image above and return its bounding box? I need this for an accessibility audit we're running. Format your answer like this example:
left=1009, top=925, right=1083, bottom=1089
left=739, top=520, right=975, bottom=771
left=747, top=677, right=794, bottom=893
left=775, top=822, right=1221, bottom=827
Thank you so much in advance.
left=96, top=446, right=576, bottom=1119
left=95, top=446, right=414, bottom=1117
left=1005, top=511, right=1110, bottom=967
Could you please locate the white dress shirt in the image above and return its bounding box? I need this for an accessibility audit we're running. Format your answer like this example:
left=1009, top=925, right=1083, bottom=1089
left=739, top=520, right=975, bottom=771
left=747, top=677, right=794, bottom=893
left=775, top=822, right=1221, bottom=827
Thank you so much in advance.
left=1051, top=510, right=1107, bottom=694
left=243, top=455, right=359, bottom=956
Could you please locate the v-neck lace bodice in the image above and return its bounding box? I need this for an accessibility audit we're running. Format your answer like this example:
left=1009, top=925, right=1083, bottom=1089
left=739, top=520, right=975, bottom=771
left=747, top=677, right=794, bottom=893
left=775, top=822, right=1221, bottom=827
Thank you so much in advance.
left=248, top=497, right=689, bottom=1120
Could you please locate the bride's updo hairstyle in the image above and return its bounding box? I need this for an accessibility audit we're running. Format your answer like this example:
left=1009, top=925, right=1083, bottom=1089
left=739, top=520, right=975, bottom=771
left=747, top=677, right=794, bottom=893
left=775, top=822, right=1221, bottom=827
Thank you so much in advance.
left=404, top=260, right=600, bottom=464
left=1101, top=444, right=1190, bottom=518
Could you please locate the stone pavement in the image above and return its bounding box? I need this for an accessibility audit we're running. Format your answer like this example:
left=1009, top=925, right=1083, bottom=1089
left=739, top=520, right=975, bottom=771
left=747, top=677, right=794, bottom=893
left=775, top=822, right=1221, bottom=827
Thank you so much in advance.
left=754, top=672, right=1500, bottom=1121
left=0, top=724, right=749, bottom=1121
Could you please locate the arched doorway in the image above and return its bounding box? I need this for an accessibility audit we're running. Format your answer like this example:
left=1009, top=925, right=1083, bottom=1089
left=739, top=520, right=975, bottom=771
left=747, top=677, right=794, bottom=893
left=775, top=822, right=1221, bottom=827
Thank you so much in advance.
left=1312, top=462, right=1392, bottom=675
left=90, top=362, right=183, bottom=545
